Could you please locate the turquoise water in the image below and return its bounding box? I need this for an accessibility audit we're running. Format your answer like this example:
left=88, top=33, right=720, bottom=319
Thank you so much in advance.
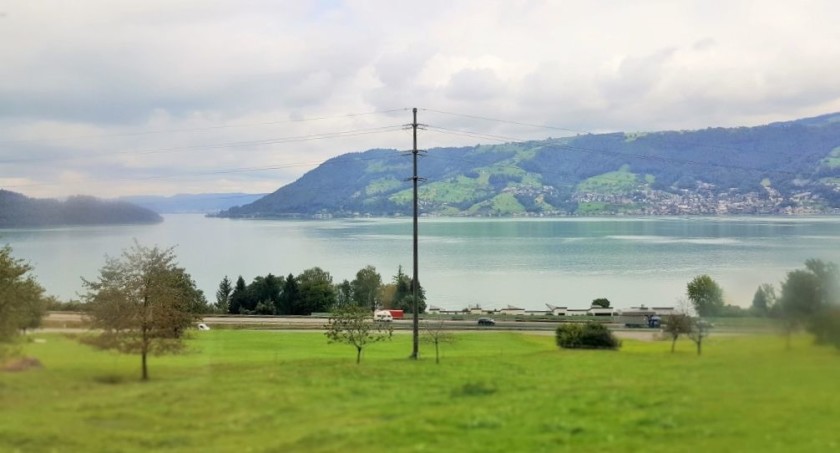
left=2, top=215, right=839, bottom=310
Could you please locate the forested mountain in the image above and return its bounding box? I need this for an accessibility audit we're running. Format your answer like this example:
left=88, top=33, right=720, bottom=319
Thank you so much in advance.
left=219, top=113, right=840, bottom=217
left=0, top=190, right=162, bottom=227
left=118, top=193, right=266, bottom=214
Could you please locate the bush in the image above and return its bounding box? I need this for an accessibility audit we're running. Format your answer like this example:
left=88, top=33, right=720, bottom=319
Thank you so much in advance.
left=556, top=322, right=621, bottom=350
left=811, top=308, right=840, bottom=349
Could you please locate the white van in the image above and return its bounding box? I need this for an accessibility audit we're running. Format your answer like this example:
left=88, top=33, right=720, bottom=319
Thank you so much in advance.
left=373, top=311, right=393, bottom=322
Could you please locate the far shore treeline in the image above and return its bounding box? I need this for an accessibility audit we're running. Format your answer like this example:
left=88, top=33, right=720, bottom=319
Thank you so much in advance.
left=0, top=190, right=161, bottom=228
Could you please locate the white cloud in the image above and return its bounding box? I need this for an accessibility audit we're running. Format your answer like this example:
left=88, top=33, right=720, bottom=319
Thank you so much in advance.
left=2, top=0, right=840, bottom=198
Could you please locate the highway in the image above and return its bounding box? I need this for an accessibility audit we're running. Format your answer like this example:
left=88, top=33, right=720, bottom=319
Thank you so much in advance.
left=42, top=312, right=666, bottom=340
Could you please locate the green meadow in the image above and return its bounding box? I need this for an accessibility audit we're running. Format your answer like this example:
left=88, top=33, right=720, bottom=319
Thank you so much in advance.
left=1, top=331, right=839, bottom=452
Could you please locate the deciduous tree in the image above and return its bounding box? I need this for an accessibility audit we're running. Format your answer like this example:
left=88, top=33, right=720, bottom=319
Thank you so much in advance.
left=351, top=265, right=382, bottom=311
left=687, top=275, right=725, bottom=317
left=662, top=313, right=693, bottom=353
left=81, top=242, right=205, bottom=380
left=751, top=283, right=776, bottom=316
left=810, top=307, right=840, bottom=350
left=687, top=318, right=711, bottom=356
left=422, top=319, right=455, bottom=364
left=334, top=279, right=353, bottom=308
left=0, top=246, right=48, bottom=358
left=591, top=298, right=611, bottom=309
left=777, top=259, right=839, bottom=347
left=298, top=267, right=336, bottom=314
left=324, top=305, right=392, bottom=363
left=251, top=273, right=282, bottom=314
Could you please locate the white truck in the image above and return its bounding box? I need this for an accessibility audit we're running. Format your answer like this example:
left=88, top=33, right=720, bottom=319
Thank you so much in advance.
left=373, top=310, right=393, bottom=322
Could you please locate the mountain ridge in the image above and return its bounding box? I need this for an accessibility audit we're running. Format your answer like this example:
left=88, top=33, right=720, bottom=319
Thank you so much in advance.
left=219, top=113, right=840, bottom=218
left=0, top=190, right=162, bottom=228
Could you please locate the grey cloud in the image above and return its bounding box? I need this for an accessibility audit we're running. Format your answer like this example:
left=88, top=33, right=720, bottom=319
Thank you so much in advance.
left=374, top=45, right=436, bottom=89
left=516, top=62, right=605, bottom=116
left=445, top=68, right=505, bottom=102
left=0, top=2, right=376, bottom=125
left=692, top=38, right=717, bottom=51
left=601, top=48, right=678, bottom=104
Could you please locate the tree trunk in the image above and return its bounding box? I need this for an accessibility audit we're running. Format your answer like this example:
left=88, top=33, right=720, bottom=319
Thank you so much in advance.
left=141, top=350, right=148, bottom=380
left=435, top=340, right=440, bottom=364
left=356, top=346, right=362, bottom=364
left=671, top=336, right=677, bottom=353
left=142, top=290, right=150, bottom=380
left=696, top=338, right=702, bottom=356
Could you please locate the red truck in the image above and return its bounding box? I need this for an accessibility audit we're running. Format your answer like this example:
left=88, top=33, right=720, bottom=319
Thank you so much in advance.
left=388, top=310, right=404, bottom=319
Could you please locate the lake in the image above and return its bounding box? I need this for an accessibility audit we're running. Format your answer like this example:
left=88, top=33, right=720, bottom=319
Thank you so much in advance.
left=2, top=214, right=840, bottom=311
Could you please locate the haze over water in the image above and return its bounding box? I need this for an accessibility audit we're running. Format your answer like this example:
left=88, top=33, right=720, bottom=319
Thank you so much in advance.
left=3, top=214, right=840, bottom=311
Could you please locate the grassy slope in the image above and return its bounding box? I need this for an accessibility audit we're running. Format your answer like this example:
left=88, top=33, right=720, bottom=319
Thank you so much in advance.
left=821, top=146, right=840, bottom=168
left=2, top=332, right=839, bottom=452
left=574, top=167, right=650, bottom=214
left=364, top=177, right=404, bottom=196
left=390, top=176, right=489, bottom=206
left=576, top=166, right=644, bottom=194
left=388, top=146, right=545, bottom=214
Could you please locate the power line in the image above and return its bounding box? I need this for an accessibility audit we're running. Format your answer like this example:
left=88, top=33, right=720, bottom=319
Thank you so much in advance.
left=424, top=125, right=528, bottom=144
left=420, top=107, right=585, bottom=135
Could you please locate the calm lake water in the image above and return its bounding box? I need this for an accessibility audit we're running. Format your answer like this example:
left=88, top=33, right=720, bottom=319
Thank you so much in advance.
left=2, top=214, right=840, bottom=311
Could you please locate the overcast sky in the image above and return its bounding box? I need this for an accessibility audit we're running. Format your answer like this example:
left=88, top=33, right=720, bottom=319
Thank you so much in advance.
left=2, top=0, right=840, bottom=199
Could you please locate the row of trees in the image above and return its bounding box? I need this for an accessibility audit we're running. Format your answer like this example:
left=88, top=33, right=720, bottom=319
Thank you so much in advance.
left=215, top=265, right=425, bottom=316
left=681, top=260, right=839, bottom=352
left=751, top=259, right=840, bottom=348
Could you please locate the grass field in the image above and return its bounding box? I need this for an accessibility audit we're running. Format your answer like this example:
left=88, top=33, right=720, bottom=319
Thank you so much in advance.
left=2, top=331, right=839, bottom=452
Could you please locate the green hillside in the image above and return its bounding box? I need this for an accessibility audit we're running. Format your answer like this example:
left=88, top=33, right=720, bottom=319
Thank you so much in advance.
left=219, top=113, right=840, bottom=217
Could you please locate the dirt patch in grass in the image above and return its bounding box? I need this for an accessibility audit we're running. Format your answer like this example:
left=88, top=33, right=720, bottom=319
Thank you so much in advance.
left=1, top=356, right=43, bottom=373
left=613, top=330, right=662, bottom=341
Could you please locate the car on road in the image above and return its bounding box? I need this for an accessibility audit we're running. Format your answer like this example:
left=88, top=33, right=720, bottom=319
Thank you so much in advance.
left=477, top=317, right=495, bottom=326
